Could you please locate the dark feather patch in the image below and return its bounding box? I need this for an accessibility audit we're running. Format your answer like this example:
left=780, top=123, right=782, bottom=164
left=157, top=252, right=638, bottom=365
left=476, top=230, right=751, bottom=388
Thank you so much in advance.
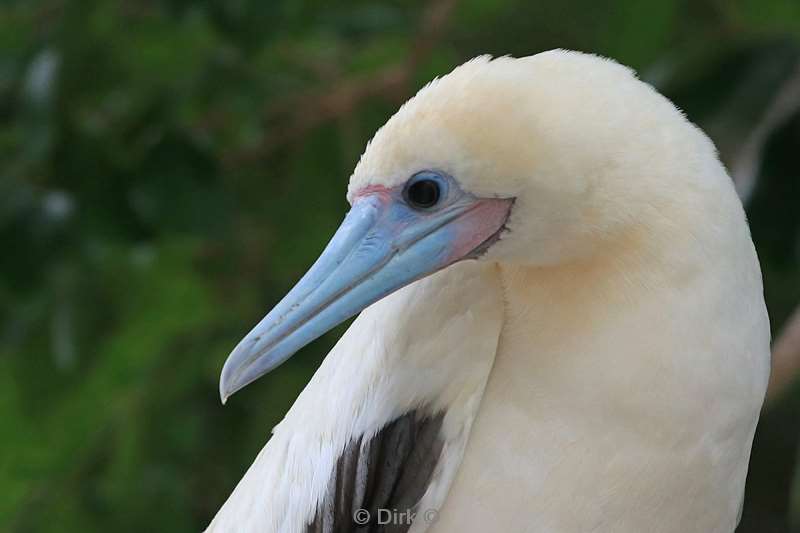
left=307, top=411, right=445, bottom=533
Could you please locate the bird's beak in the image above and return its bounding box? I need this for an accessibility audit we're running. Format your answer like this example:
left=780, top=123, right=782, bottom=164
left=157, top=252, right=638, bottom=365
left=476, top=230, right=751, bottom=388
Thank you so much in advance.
left=219, top=188, right=513, bottom=402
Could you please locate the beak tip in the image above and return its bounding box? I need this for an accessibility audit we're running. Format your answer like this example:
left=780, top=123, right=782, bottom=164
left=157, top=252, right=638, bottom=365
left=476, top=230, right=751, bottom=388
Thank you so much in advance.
left=219, top=377, right=230, bottom=404
left=218, top=358, right=239, bottom=405
left=219, top=380, right=230, bottom=405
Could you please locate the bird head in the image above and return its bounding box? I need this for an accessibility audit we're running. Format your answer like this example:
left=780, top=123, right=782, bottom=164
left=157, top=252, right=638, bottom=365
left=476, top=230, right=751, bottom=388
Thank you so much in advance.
left=220, top=51, right=719, bottom=401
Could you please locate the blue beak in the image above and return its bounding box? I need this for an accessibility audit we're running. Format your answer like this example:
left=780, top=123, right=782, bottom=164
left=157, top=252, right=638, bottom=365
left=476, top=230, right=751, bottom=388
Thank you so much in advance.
left=219, top=188, right=512, bottom=402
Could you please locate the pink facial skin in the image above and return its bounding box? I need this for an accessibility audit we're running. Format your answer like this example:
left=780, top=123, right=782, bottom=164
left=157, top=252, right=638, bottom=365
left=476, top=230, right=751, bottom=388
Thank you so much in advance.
left=445, top=197, right=514, bottom=263
left=353, top=182, right=513, bottom=265
left=353, top=184, right=392, bottom=200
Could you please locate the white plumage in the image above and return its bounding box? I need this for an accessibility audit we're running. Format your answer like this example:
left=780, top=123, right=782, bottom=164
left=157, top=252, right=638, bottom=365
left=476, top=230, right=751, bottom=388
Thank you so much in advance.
left=208, top=51, right=770, bottom=533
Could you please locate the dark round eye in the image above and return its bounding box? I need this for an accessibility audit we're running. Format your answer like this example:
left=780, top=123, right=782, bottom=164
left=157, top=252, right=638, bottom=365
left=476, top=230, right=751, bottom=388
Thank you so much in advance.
left=404, top=178, right=441, bottom=209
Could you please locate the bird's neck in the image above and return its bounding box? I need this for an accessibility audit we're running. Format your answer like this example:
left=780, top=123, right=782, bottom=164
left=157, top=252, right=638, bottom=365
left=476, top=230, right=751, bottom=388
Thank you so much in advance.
left=433, top=207, right=769, bottom=532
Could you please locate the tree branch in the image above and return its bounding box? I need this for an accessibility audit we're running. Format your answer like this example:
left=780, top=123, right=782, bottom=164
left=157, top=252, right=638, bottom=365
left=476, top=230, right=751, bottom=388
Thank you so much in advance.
left=729, top=62, right=800, bottom=204
left=767, top=305, right=800, bottom=404
left=226, top=0, right=459, bottom=166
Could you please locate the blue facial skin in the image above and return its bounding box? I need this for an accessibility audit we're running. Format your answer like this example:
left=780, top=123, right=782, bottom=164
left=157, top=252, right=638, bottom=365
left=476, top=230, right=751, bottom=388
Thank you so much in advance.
left=219, top=172, right=483, bottom=401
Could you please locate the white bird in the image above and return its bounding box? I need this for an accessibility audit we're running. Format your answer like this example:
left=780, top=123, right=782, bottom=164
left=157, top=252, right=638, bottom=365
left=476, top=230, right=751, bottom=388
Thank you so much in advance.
left=207, top=51, right=770, bottom=533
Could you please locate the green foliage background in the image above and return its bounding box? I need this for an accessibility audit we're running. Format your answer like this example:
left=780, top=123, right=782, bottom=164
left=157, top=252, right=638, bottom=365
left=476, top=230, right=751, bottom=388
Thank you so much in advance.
left=1, top=0, right=799, bottom=531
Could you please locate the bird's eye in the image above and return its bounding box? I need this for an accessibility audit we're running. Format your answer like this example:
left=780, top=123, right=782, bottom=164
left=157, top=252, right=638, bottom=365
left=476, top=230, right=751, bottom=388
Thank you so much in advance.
left=404, top=175, right=442, bottom=209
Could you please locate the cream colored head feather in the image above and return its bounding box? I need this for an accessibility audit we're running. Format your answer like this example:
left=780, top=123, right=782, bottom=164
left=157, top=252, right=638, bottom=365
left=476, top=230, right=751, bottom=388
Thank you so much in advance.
left=349, top=51, right=732, bottom=265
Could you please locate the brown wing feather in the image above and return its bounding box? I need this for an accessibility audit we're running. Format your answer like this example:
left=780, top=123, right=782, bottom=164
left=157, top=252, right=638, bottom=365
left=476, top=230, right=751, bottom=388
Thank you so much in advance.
left=307, top=410, right=445, bottom=533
